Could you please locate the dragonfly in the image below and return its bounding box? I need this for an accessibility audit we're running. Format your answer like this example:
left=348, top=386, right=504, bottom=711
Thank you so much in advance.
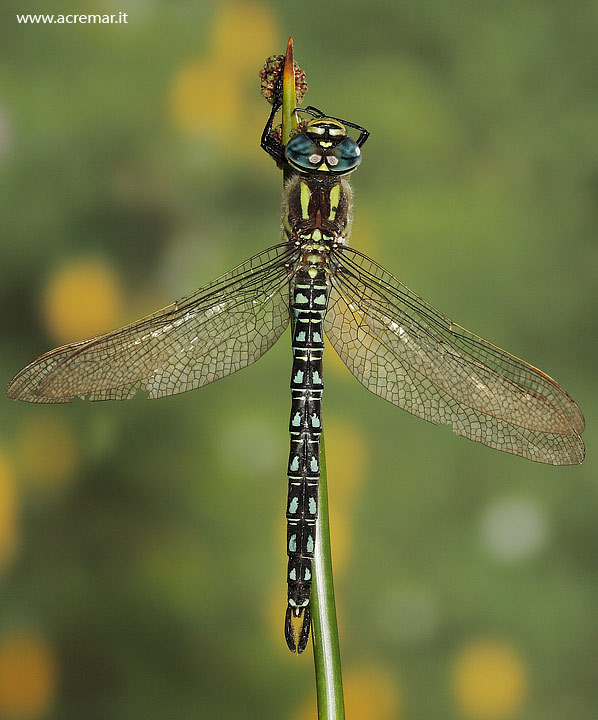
left=7, top=82, right=585, bottom=655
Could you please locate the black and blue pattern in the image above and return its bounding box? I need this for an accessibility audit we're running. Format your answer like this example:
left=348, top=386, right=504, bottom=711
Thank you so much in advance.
left=285, top=267, right=328, bottom=653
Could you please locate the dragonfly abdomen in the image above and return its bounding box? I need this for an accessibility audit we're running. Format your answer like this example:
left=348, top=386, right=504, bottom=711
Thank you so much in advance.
left=285, top=265, right=328, bottom=653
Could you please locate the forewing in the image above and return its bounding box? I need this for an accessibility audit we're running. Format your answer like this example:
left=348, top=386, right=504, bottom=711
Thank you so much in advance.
left=325, top=246, right=584, bottom=465
left=8, top=244, right=297, bottom=403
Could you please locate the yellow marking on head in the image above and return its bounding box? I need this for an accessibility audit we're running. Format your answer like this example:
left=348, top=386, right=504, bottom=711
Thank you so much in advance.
left=318, top=163, right=329, bottom=172
left=307, top=118, right=345, bottom=133
left=312, top=229, right=322, bottom=241
left=300, top=182, right=311, bottom=219
left=329, top=184, right=340, bottom=221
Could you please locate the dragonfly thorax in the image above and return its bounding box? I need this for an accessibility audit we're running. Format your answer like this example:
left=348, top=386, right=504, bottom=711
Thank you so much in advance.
left=283, top=175, right=353, bottom=250
left=298, top=228, right=334, bottom=246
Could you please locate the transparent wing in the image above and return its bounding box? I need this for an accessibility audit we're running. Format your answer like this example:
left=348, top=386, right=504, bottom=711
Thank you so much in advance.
left=325, top=246, right=585, bottom=465
left=8, top=244, right=298, bottom=403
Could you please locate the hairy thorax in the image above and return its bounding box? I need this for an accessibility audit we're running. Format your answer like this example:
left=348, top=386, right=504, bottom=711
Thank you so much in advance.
left=282, top=174, right=354, bottom=264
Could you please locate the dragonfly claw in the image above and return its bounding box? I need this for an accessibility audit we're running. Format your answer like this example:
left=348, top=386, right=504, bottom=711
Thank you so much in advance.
left=285, top=604, right=311, bottom=654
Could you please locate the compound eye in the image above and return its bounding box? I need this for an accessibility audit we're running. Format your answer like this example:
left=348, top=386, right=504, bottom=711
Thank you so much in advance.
left=285, top=133, right=324, bottom=172
left=326, top=137, right=361, bottom=173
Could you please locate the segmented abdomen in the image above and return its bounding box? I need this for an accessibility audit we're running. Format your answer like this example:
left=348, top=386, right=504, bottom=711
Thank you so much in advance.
left=284, top=265, right=328, bottom=653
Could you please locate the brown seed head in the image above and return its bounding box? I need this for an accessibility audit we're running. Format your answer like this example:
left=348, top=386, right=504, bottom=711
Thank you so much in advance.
left=259, top=54, right=308, bottom=105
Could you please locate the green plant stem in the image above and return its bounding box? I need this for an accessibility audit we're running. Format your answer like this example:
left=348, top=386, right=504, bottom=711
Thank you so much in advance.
left=281, top=38, right=345, bottom=720
left=281, top=38, right=296, bottom=147
left=310, top=442, right=345, bottom=719
left=282, top=37, right=296, bottom=186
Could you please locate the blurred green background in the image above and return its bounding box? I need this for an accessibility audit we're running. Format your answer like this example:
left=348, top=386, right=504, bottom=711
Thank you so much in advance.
left=1, top=1, right=597, bottom=718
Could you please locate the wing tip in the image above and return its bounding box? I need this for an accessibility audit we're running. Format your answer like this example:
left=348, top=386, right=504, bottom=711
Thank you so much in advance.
left=6, top=373, right=31, bottom=402
left=6, top=370, right=72, bottom=404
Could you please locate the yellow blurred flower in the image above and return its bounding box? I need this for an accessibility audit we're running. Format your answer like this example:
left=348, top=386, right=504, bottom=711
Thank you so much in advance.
left=265, top=578, right=291, bottom=656
left=292, top=662, right=401, bottom=720
left=323, top=335, right=355, bottom=381
left=325, top=419, right=366, bottom=574
left=350, top=208, right=379, bottom=260
left=170, top=2, right=278, bottom=145
left=210, top=2, right=278, bottom=71
left=326, top=420, right=366, bottom=499
left=0, top=632, right=56, bottom=720
left=171, top=57, right=243, bottom=137
left=0, top=450, right=18, bottom=572
left=453, top=639, right=527, bottom=719
left=43, top=258, right=123, bottom=344
left=16, top=415, right=79, bottom=490
left=344, top=663, right=402, bottom=720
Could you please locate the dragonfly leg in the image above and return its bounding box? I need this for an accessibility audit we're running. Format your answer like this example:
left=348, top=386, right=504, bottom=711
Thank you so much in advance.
left=301, top=105, right=369, bottom=147
left=261, top=104, right=285, bottom=165
left=260, top=73, right=286, bottom=165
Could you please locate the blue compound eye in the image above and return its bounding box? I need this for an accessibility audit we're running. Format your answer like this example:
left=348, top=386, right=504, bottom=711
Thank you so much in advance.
left=285, top=132, right=361, bottom=175
left=285, top=134, right=324, bottom=173
left=325, top=137, right=361, bottom=173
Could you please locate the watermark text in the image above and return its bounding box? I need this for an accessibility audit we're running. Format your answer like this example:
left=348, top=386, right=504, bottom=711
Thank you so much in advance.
left=17, top=13, right=128, bottom=24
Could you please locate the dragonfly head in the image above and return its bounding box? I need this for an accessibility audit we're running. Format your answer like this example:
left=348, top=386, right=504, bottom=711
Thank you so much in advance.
left=285, top=117, right=362, bottom=176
